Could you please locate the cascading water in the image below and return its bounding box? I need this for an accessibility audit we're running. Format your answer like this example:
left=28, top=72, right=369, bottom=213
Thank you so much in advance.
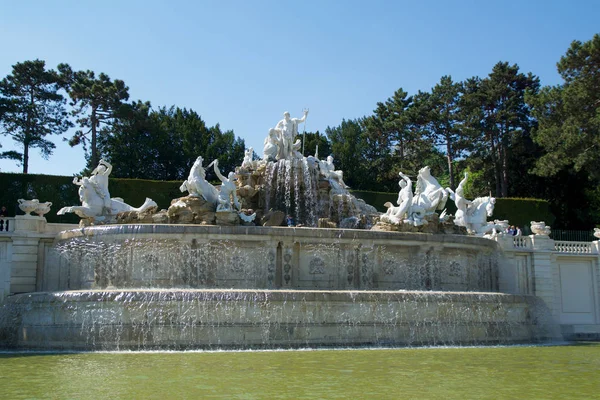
left=261, top=159, right=322, bottom=226
left=0, top=289, right=548, bottom=351
left=0, top=223, right=553, bottom=350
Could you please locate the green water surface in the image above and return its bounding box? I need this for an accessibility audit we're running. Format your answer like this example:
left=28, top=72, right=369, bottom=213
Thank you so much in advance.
left=0, top=344, right=598, bottom=399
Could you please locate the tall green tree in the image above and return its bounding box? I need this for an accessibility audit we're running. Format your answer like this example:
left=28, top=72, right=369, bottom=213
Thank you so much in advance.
left=97, top=100, right=160, bottom=178
left=326, top=119, right=367, bottom=189
left=99, top=104, right=245, bottom=181
left=529, top=33, right=600, bottom=181
left=58, top=64, right=129, bottom=169
left=462, top=62, right=540, bottom=197
left=300, top=131, right=331, bottom=158
left=0, top=60, right=71, bottom=173
left=412, top=76, right=467, bottom=189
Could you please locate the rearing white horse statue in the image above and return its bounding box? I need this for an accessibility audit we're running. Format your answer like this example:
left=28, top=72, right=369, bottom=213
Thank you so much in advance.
left=412, top=166, right=449, bottom=214
left=179, top=156, right=219, bottom=204
left=464, top=196, right=497, bottom=235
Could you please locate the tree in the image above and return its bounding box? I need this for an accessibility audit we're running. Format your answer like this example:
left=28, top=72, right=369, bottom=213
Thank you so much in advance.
left=412, top=76, right=467, bottom=189
left=99, top=104, right=245, bottom=181
left=326, top=119, right=367, bottom=189
left=0, top=60, right=71, bottom=173
left=529, top=34, right=600, bottom=181
left=462, top=62, right=540, bottom=197
left=300, top=131, right=331, bottom=158
left=97, top=100, right=161, bottom=178
left=58, top=64, right=129, bottom=169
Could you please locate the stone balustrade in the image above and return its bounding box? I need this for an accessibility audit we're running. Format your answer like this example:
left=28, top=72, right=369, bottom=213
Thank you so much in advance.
left=554, top=240, right=595, bottom=254
left=0, top=217, right=15, bottom=233
left=512, top=236, right=532, bottom=249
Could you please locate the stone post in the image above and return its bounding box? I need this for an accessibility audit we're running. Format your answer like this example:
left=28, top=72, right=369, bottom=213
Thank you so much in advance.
left=9, top=216, right=47, bottom=294
left=530, top=234, right=562, bottom=339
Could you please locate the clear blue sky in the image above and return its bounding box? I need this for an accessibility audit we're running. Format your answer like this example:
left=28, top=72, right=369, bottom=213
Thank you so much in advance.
left=0, top=0, right=598, bottom=176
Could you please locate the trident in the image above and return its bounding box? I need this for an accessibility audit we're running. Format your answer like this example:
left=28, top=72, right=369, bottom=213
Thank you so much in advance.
left=301, top=108, right=309, bottom=156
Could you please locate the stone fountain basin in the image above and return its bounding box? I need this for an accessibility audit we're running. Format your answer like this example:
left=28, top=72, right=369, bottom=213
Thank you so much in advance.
left=0, top=289, right=549, bottom=350
left=46, top=225, right=502, bottom=292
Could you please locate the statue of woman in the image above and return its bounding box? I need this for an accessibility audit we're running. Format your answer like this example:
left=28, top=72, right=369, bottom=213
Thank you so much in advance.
left=211, top=159, right=241, bottom=212
left=75, top=159, right=112, bottom=212
left=241, top=147, right=254, bottom=169
left=319, top=155, right=348, bottom=192
left=446, top=172, right=472, bottom=227
left=263, top=128, right=283, bottom=161
left=384, top=172, right=413, bottom=223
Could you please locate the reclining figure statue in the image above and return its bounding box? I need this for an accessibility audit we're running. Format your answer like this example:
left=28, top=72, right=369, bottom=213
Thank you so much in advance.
left=57, top=159, right=157, bottom=223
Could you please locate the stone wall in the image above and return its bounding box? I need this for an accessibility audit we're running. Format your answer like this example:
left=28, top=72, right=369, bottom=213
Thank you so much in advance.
left=0, top=216, right=77, bottom=302
left=496, top=235, right=600, bottom=340
left=0, top=220, right=599, bottom=341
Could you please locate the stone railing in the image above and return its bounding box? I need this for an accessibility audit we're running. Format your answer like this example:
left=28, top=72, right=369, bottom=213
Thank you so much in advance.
left=554, top=240, right=596, bottom=254
left=512, top=236, right=532, bottom=249
left=0, top=217, right=15, bottom=233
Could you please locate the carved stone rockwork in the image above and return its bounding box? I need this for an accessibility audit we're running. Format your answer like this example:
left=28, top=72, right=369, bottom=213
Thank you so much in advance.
left=167, top=196, right=216, bottom=225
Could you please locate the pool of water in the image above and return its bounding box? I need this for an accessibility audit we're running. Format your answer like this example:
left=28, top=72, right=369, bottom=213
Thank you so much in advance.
left=0, top=344, right=598, bottom=399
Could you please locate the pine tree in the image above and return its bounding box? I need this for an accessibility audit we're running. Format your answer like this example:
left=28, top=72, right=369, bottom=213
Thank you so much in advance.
left=0, top=60, right=71, bottom=173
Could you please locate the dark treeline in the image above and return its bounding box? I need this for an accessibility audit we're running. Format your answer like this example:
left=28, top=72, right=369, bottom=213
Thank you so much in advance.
left=0, top=34, right=599, bottom=229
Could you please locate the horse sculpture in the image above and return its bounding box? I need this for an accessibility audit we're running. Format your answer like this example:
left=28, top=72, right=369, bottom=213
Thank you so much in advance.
left=464, top=196, right=497, bottom=235
left=57, top=177, right=157, bottom=223
left=413, top=166, right=448, bottom=214
left=179, top=156, right=219, bottom=204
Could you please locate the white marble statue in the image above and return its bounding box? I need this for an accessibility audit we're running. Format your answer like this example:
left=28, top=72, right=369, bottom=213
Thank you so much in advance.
left=412, top=166, right=449, bottom=215
left=263, top=128, right=283, bottom=160
left=319, top=155, right=348, bottom=192
left=463, top=196, right=497, bottom=235
left=383, top=172, right=413, bottom=224
left=264, top=110, right=308, bottom=160
left=179, top=156, right=219, bottom=204
left=89, top=159, right=113, bottom=211
left=211, top=159, right=241, bottom=212
left=594, top=228, right=600, bottom=240
left=446, top=172, right=472, bottom=227
left=241, top=147, right=254, bottom=169
left=57, top=161, right=157, bottom=222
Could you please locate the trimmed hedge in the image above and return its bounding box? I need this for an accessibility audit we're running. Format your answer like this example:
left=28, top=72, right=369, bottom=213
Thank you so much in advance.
left=349, top=190, right=397, bottom=212
left=493, top=198, right=555, bottom=232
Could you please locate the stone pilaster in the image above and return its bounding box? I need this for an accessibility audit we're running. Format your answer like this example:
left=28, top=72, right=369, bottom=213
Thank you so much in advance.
left=530, top=234, right=562, bottom=338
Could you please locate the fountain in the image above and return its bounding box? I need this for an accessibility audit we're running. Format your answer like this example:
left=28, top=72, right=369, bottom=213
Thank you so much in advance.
left=0, top=111, right=552, bottom=350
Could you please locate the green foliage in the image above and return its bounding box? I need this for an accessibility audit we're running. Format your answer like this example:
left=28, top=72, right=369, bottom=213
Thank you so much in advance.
left=529, top=34, right=600, bottom=181
left=301, top=131, right=331, bottom=158
left=326, top=119, right=368, bottom=189
left=0, top=60, right=71, bottom=173
left=493, top=198, right=555, bottom=231
left=58, top=64, right=129, bottom=169
left=462, top=62, right=540, bottom=197
left=98, top=104, right=245, bottom=181
left=412, top=76, right=468, bottom=189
